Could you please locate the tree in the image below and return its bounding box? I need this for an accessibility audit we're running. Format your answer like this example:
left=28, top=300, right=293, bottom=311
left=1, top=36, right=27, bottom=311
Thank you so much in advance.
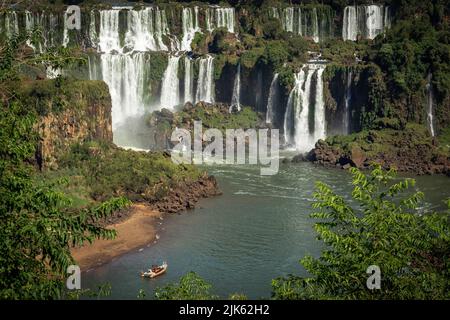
left=154, top=272, right=218, bottom=300
left=0, top=30, right=129, bottom=299
left=272, top=166, right=450, bottom=300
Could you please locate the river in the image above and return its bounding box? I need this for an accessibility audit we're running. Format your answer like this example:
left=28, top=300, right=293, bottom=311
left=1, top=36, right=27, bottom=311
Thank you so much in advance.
left=82, top=160, right=450, bottom=299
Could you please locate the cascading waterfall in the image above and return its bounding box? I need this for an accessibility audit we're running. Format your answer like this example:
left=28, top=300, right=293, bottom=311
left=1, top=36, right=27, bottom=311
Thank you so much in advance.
left=266, top=73, right=279, bottom=124
left=230, top=63, right=241, bottom=112
left=98, top=10, right=121, bottom=53
left=283, top=71, right=304, bottom=146
left=313, top=66, right=326, bottom=142
left=311, top=8, right=319, bottom=43
left=271, top=6, right=332, bottom=43
left=5, top=11, right=19, bottom=38
left=365, top=5, right=384, bottom=40
left=343, top=70, right=352, bottom=134
left=181, top=7, right=200, bottom=51
left=89, top=11, right=98, bottom=48
left=196, top=55, right=215, bottom=103
left=342, top=6, right=357, bottom=41
left=100, top=53, right=149, bottom=129
left=343, top=5, right=390, bottom=40
left=206, top=7, right=235, bottom=33
left=124, top=7, right=169, bottom=52
left=160, top=55, right=181, bottom=110
left=426, top=73, right=435, bottom=137
left=283, top=7, right=294, bottom=33
left=283, top=63, right=327, bottom=152
left=184, top=57, right=194, bottom=103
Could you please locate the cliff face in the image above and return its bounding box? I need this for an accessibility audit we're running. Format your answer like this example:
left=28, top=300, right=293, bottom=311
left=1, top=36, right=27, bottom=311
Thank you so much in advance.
left=18, top=79, right=112, bottom=169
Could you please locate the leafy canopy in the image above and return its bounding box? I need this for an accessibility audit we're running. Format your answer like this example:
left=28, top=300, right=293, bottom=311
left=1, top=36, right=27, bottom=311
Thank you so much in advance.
left=272, top=166, right=449, bottom=300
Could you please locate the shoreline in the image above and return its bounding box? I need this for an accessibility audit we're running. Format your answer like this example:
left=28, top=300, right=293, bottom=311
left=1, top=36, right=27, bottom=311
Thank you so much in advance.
left=71, top=203, right=161, bottom=271
left=71, top=175, right=221, bottom=271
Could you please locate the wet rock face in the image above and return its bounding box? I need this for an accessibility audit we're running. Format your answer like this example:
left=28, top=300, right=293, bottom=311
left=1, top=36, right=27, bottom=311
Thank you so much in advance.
left=150, top=175, right=222, bottom=214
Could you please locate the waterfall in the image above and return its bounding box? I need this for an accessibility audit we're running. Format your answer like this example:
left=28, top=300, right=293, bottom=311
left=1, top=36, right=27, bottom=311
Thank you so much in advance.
left=426, top=73, right=435, bottom=137
left=124, top=7, right=169, bottom=52
left=4, top=11, right=19, bottom=38
left=313, top=66, right=326, bottom=143
left=343, top=6, right=357, bottom=41
left=283, top=71, right=304, bottom=146
left=365, top=5, right=384, bottom=40
left=160, top=55, right=181, bottom=110
left=196, top=55, right=215, bottom=103
left=181, top=7, right=200, bottom=51
left=283, top=63, right=327, bottom=152
left=206, top=7, right=235, bottom=33
left=311, top=8, right=319, bottom=43
left=297, top=8, right=302, bottom=36
left=283, top=7, right=294, bottom=33
left=343, top=70, right=352, bottom=134
left=63, top=10, right=69, bottom=47
left=266, top=73, right=279, bottom=124
left=271, top=6, right=331, bottom=43
left=343, top=5, right=390, bottom=41
left=99, top=53, right=149, bottom=129
left=230, top=63, right=241, bottom=112
left=89, top=11, right=98, bottom=48
left=184, top=57, right=194, bottom=103
left=98, top=10, right=121, bottom=53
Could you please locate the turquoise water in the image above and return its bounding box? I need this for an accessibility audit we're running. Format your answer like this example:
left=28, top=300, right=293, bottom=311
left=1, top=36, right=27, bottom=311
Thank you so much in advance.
left=82, top=162, right=450, bottom=299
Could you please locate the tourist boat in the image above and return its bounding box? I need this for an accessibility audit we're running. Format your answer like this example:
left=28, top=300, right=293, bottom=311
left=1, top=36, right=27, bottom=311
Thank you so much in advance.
left=141, top=262, right=167, bottom=278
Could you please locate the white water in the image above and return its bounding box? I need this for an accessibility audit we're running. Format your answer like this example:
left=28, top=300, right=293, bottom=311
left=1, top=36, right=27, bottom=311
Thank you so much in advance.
left=271, top=7, right=326, bottom=43
left=160, top=55, right=181, bottom=110
left=98, top=10, right=121, bottom=53
left=266, top=73, right=279, bottom=124
left=89, top=11, right=98, bottom=48
left=342, top=6, right=357, bottom=41
left=230, top=63, right=241, bottom=112
left=196, top=55, right=215, bottom=103
left=311, top=8, right=319, bottom=43
left=184, top=57, right=194, bottom=103
left=365, top=5, right=384, bottom=40
left=284, top=64, right=327, bottom=152
left=206, top=7, right=235, bottom=33
left=283, top=7, right=294, bottom=33
left=4, top=11, right=19, bottom=38
left=124, top=7, right=167, bottom=52
left=343, top=70, right=352, bottom=134
left=181, top=7, right=200, bottom=51
left=100, top=53, right=149, bottom=129
left=426, top=73, right=435, bottom=137
left=343, top=5, right=390, bottom=41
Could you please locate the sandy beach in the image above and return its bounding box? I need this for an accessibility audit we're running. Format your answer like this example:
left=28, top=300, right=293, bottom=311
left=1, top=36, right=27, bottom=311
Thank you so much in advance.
left=71, top=203, right=161, bottom=271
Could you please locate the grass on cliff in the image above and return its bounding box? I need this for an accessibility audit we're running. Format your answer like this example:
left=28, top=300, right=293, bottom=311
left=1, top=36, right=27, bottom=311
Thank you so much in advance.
left=175, top=105, right=261, bottom=132
left=39, top=141, right=204, bottom=206
left=324, top=123, right=447, bottom=159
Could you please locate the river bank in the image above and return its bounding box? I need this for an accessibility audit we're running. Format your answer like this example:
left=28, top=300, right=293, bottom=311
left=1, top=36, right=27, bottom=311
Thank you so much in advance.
left=71, top=175, right=221, bottom=270
left=71, top=204, right=161, bottom=271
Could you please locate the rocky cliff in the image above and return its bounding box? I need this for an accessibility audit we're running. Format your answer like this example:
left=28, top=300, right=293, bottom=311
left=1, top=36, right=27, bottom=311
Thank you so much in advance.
left=18, top=79, right=112, bottom=169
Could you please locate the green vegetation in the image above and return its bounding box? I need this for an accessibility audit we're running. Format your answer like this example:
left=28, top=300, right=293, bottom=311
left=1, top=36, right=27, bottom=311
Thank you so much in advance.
left=0, top=32, right=128, bottom=299
left=159, top=167, right=449, bottom=300
left=323, top=123, right=439, bottom=160
left=175, top=104, right=261, bottom=132
left=155, top=272, right=218, bottom=300
left=57, top=141, right=202, bottom=202
left=272, top=166, right=449, bottom=299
